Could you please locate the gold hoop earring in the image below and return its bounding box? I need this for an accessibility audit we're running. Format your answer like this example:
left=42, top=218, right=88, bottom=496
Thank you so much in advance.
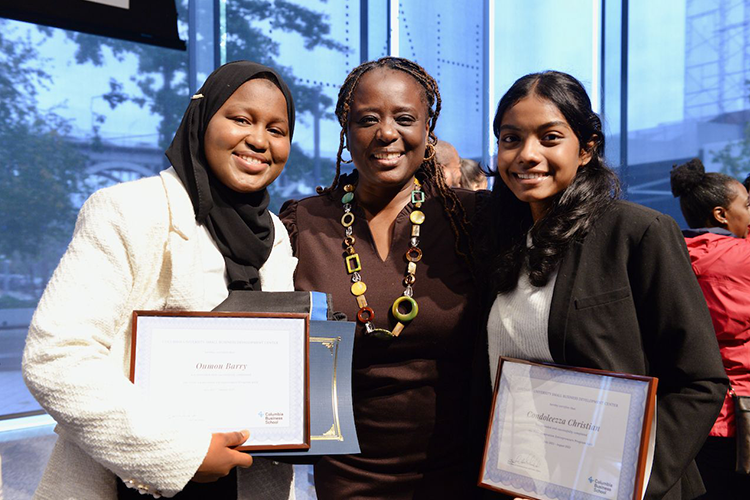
left=424, top=143, right=436, bottom=162
left=341, top=157, right=353, bottom=164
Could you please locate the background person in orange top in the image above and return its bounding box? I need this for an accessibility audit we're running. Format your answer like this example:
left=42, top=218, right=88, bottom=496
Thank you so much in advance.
left=671, top=158, right=750, bottom=499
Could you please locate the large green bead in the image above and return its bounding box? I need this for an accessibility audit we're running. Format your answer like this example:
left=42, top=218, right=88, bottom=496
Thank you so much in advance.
left=391, top=296, right=418, bottom=322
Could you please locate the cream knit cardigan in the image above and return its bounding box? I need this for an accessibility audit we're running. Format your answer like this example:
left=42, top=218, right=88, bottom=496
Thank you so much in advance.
left=23, top=168, right=298, bottom=500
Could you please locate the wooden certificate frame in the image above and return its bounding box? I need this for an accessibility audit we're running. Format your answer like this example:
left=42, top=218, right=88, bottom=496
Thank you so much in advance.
left=131, top=310, right=310, bottom=452
left=479, top=357, right=658, bottom=500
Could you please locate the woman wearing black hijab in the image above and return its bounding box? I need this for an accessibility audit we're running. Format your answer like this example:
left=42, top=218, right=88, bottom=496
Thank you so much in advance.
left=23, top=61, right=298, bottom=500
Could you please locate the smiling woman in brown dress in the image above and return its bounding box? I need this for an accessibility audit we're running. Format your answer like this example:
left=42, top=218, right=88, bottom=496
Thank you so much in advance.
left=281, top=57, right=485, bottom=499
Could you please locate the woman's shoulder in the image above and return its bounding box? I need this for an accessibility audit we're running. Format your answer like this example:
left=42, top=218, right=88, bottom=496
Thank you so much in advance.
left=284, top=192, right=334, bottom=208
left=580, top=200, right=687, bottom=258
left=89, top=172, right=164, bottom=201
left=87, top=169, right=180, bottom=209
left=81, top=172, right=170, bottom=225
left=280, top=192, right=339, bottom=222
left=279, top=193, right=338, bottom=254
left=606, top=199, right=665, bottom=221
left=685, top=230, right=750, bottom=266
left=73, top=169, right=192, bottom=247
left=598, top=200, right=679, bottom=234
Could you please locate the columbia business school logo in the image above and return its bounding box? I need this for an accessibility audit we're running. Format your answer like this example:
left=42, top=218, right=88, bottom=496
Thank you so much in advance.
left=588, top=476, right=614, bottom=495
left=258, top=411, right=285, bottom=425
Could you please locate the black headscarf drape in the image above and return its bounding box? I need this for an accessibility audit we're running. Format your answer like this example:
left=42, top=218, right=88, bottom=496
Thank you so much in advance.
left=166, top=61, right=295, bottom=291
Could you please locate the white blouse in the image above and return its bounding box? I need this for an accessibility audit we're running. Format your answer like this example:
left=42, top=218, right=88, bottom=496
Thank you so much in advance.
left=487, top=262, right=557, bottom=386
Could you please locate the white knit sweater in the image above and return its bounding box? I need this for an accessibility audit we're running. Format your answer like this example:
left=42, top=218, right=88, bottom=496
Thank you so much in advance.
left=487, top=265, right=557, bottom=386
left=22, top=168, right=297, bottom=500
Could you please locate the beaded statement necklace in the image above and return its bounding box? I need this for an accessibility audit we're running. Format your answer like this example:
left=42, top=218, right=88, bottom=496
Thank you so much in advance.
left=340, top=178, right=425, bottom=340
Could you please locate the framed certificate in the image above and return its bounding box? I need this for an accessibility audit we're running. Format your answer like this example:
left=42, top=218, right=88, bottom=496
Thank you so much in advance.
left=480, top=358, right=657, bottom=500
left=130, top=311, right=310, bottom=451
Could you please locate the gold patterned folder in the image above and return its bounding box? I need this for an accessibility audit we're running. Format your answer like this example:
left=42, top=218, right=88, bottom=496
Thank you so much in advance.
left=254, top=320, right=359, bottom=457
left=310, top=336, right=344, bottom=441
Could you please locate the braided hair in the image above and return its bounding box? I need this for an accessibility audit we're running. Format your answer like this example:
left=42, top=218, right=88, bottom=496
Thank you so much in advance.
left=320, top=56, right=472, bottom=259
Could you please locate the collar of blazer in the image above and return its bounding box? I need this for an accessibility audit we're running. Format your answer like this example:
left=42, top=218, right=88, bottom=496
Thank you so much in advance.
left=159, top=167, right=229, bottom=309
left=160, top=167, right=198, bottom=241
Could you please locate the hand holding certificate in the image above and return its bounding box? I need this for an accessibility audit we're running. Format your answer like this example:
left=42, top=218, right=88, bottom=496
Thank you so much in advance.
left=480, top=358, right=657, bottom=500
left=130, top=311, right=310, bottom=451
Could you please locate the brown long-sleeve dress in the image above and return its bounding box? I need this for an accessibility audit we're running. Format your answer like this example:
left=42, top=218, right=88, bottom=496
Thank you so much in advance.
left=280, top=172, right=485, bottom=499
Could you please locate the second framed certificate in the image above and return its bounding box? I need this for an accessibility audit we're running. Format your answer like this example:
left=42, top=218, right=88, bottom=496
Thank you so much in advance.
left=480, top=358, right=657, bottom=500
left=130, top=311, right=310, bottom=451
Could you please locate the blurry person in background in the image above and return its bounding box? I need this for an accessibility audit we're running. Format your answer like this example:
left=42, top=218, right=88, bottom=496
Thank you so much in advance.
left=671, top=158, right=750, bottom=499
left=436, top=139, right=462, bottom=187
left=459, top=157, right=488, bottom=191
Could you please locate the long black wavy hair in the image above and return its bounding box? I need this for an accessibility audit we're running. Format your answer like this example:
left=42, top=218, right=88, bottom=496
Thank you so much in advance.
left=478, top=71, right=620, bottom=294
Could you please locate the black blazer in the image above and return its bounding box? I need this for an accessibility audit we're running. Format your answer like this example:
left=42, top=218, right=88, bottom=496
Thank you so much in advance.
left=480, top=200, right=728, bottom=500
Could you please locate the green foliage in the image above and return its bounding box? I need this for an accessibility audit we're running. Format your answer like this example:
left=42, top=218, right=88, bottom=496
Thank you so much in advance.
left=226, top=1, right=344, bottom=118
left=712, top=79, right=750, bottom=180
left=0, top=121, right=86, bottom=257
left=0, top=21, right=87, bottom=261
left=712, top=121, right=750, bottom=181
left=55, top=28, right=189, bottom=150
left=60, top=0, right=346, bottom=162
left=0, top=26, right=48, bottom=122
